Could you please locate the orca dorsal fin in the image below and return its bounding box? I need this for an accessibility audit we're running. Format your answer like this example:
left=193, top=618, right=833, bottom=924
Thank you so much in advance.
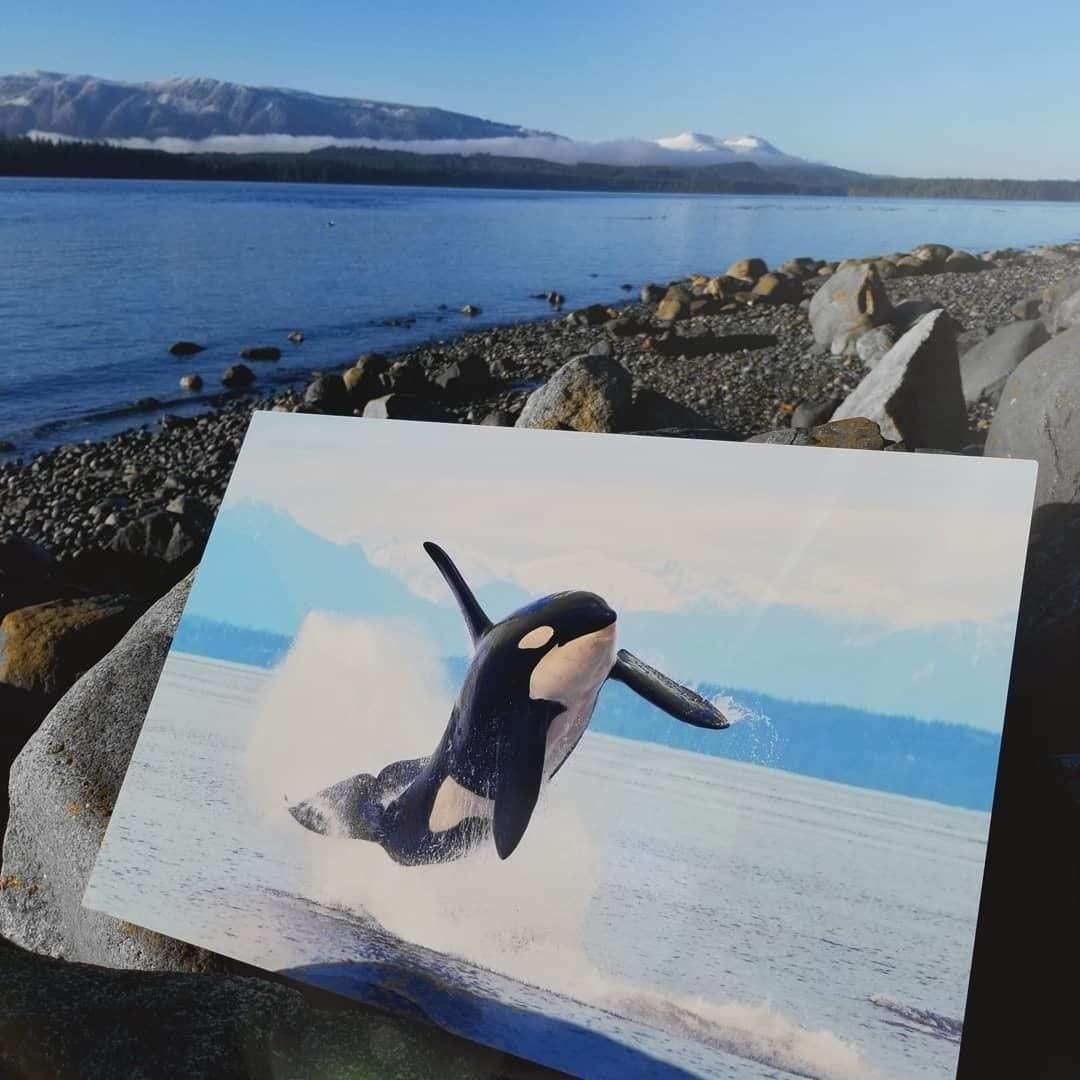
left=422, top=542, right=492, bottom=646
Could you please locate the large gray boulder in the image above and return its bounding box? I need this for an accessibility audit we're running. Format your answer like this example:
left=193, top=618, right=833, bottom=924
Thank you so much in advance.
left=0, top=574, right=221, bottom=972
left=985, top=326, right=1080, bottom=508
left=831, top=310, right=967, bottom=449
left=0, top=935, right=544, bottom=1080
left=959, top=320, right=1050, bottom=405
left=808, top=264, right=893, bottom=354
left=515, top=355, right=633, bottom=433
left=1042, top=275, right=1080, bottom=336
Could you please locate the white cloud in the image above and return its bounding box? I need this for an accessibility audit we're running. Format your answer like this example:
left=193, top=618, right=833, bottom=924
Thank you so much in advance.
left=29, top=128, right=774, bottom=168
left=225, top=414, right=1036, bottom=632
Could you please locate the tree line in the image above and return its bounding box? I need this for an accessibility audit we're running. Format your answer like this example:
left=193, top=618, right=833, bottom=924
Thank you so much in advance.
left=2, top=134, right=1078, bottom=201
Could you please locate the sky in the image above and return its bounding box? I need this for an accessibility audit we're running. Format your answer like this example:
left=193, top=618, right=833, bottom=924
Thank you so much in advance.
left=181, top=411, right=1036, bottom=731
left=5, top=1, right=1080, bottom=178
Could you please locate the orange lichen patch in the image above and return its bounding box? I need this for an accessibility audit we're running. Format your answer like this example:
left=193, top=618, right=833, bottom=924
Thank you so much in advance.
left=26, top=883, right=40, bottom=896
left=79, top=779, right=117, bottom=817
left=777, top=402, right=796, bottom=415
left=0, top=595, right=135, bottom=696
left=66, top=801, right=84, bottom=815
left=0, top=875, right=22, bottom=891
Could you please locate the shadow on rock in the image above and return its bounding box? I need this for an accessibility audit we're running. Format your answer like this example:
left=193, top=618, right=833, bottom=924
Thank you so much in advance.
left=959, top=499, right=1080, bottom=1078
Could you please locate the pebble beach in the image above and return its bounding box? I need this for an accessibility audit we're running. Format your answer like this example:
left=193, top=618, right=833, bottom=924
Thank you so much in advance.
left=0, top=240, right=1074, bottom=564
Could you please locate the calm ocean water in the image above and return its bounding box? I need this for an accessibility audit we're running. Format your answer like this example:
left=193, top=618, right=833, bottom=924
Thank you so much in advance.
left=86, top=653, right=987, bottom=1079
left=4, top=178, right=1080, bottom=454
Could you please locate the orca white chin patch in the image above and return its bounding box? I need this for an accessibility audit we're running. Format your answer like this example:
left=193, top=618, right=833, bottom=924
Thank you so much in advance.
left=529, top=622, right=617, bottom=705
left=518, top=625, right=555, bottom=650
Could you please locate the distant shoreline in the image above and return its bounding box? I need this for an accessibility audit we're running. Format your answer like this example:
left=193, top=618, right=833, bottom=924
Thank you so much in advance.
left=6, top=135, right=1080, bottom=202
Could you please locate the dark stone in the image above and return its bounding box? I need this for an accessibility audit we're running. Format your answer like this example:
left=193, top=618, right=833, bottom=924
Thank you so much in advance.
left=133, top=397, right=161, bottom=412
left=791, top=398, right=842, bottom=429
left=221, top=364, right=255, bottom=389
left=159, top=415, right=197, bottom=431
left=479, top=410, right=516, bottom=427
left=746, top=428, right=811, bottom=446
left=179, top=373, right=203, bottom=391
left=343, top=354, right=390, bottom=404
left=604, top=316, right=649, bottom=338
left=891, top=298, right=942, bottom=332
left=304, top=374, right=350, bottom=415
left=238, top=346, right=281, bottom=362
left=362, top=395, right=452, bottom=422
left=432, top=355, right=490, bottom=399
left=568, top=304, right=610, bottom=327
left=109, top=510, right=208, bottom=564
left=640, top=283, right=666, bottom=304
left=167, top=341, right=205, bottom=356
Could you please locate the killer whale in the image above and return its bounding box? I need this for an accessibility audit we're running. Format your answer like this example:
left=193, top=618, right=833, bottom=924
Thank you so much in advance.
left=289, top=542, right=728, bottom=864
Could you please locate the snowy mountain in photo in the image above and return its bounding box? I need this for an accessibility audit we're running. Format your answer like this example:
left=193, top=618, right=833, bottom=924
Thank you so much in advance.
left=0, top=70, right=816, bottom=169
left=0, top=70, right=557, bottom=143
left=654, top=132, right=806, bottom=165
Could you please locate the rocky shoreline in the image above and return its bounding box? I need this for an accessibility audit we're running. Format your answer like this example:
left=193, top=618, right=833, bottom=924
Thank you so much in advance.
left=2, top=241, right=1076, bottom=561
left=4, top=237, right=1080, bottom=1077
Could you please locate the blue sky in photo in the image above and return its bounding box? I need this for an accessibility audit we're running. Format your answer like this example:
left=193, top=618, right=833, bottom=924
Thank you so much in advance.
left=6, top=1, right=1080, bottom=178
left=178, top=412, right=1035, bottom=733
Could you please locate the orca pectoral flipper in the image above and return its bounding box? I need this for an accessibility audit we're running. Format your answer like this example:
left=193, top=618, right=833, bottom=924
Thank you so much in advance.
left=422, top=542, right=492, bottom=645
left=492, top=700, right=560, bottom=860
left=610, top=649, right=729, bottom=730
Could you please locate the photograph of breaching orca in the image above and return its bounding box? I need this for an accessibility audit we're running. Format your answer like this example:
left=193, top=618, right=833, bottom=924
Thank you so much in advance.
left=83, top=412, right=1036, bottom=1080
left=288, top=541, right=728, bottom=865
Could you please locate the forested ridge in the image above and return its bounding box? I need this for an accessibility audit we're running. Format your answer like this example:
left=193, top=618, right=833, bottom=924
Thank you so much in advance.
left=4, top=135, right=1078, bottom=201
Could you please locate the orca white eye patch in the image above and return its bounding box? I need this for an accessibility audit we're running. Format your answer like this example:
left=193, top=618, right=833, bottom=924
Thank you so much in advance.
left=518, top=625, right=555, bottom=649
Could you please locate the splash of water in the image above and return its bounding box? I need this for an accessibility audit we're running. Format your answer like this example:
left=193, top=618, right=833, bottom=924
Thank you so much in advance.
left=245, top=614, right=879, bottom=1080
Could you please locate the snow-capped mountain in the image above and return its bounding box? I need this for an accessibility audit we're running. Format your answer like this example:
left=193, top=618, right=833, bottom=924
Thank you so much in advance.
left=654, top=132, right=805, bottom=165
left=0, top=71, right=817, bottom=171
left=0, top=70, right=556, bottom=142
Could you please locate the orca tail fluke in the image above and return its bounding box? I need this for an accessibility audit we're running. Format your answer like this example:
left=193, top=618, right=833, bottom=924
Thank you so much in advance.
left=609, top=649, right=729, bottom=730
left=288, top=772, right=385, bottom=842
left=422, top=541, right=492, bottom=645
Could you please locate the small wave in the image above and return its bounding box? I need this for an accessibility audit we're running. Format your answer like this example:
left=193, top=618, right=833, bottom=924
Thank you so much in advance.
left=604, top=991, right=879, bottom=1080
left=869, top=995, right=962, bottom=1042
left=16, top=392, right=218, bottom=441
